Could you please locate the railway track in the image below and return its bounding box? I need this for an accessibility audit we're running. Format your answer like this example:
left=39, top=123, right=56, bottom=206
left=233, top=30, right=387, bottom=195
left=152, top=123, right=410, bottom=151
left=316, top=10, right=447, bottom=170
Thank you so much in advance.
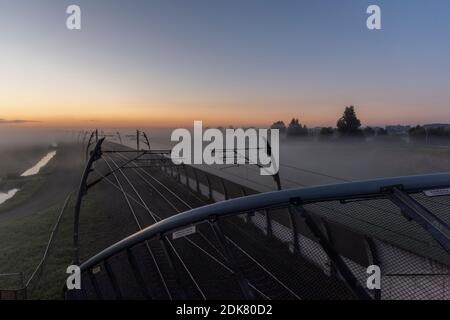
left=75, top=143, right=322, bottom=299
left=66, top=135, right=450, bottom=301
left=103, top=151, right=282, bottom=299
left=111, top=151, right=300, bottom=299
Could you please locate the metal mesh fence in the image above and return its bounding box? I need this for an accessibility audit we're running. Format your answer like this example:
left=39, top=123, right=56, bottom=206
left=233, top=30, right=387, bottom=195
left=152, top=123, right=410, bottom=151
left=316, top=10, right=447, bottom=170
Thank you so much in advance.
left=69, top=144, right=449, bottom=300
left=163, top=163, right=450, bottom=300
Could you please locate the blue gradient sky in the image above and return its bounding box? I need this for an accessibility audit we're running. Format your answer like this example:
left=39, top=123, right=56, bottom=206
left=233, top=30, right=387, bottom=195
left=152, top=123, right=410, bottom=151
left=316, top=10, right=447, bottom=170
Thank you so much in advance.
left=0, top=0, right=449, bottom=127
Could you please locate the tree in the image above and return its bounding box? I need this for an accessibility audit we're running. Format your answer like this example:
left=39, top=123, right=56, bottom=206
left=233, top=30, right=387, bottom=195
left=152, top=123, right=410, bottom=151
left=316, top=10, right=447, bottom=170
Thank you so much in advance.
left=376, top=128, right=388, bottom=136
left=319, top=127, right=334, bottom=140
left=287, top=118, right=308, bottom=137
left=408, top=125, right=425, bottom=137
left=363, top=126, right=375, bottom=137
left=320, top=127, right=334, bottom=136
left=336, top=106, right=362, bottom=135
left=270, top=121, right=287, bottom=133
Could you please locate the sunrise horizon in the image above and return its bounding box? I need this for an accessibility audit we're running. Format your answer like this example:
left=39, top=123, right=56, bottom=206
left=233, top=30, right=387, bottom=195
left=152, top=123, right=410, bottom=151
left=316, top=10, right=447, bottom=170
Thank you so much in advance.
left=2, top=1, right=450, bottom=131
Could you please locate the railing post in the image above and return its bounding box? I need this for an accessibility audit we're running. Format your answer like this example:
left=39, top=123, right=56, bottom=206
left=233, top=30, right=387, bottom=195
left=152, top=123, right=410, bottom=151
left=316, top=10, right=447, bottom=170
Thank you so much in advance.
left=159, top=235, right=187, bottom=299
left=242, top=188, right=253, bottom=222
left=386, top=187, right=450, bottom=252
left=126, top=248, right=152, bottom=299
left=193, top=169, right=201, bottom=194
left=170, top=163, right=175, bottom=177
left=182, top=165, right=188, bottom=186
left=205, top=174, right=213, bottom=200
left=290, top=198, right=372, bottom=300
left=177, top=166, right=182, bottom=182
left=103, top=260, right=122, bottom=299
left=209, top=217, right=255, bottom=300
left=287, top=206, right=300, bottom=254
left=321, top=219, right=338, bottom=277
left=265, top=209, right=273, bottom=237
left=220, top=178, right=229, bottom=200
left=88, top=269, right=102, bottom=300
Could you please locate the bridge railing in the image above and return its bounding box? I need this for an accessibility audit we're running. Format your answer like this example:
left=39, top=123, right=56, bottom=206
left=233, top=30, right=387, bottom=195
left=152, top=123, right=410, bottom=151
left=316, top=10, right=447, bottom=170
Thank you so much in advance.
left=68, top=172, right=450, bottom=300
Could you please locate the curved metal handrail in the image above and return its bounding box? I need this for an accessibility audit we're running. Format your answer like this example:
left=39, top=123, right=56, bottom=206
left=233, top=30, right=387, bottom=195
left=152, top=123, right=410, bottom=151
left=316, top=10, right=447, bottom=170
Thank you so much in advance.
left=79, top=171, right=450, bottom=272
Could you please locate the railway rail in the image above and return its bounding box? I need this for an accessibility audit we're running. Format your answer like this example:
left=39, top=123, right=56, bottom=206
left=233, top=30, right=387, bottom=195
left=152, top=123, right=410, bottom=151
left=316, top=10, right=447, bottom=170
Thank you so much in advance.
left=66, top=130, right=450, bottom=300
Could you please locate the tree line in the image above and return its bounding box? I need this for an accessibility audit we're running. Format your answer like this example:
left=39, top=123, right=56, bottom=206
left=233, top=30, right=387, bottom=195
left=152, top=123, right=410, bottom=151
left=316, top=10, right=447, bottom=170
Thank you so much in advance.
left=271, top=106, right=450, bottom=141
left=271, top=106, right=387, bottom=138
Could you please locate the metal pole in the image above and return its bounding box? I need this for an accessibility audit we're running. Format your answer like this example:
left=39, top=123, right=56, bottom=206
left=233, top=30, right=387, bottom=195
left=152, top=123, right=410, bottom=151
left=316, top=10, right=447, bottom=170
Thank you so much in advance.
left=73, top=138, right=105, bottom=265
left=143, top=132, right=151, bottom=151
left=85, top=131, right=95, bottom=161
left=136, top=130, right=140, bottom=151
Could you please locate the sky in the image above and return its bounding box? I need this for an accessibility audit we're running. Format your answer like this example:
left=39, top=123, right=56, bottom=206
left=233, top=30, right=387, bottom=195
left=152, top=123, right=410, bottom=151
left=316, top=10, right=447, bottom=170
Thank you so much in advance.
left=0, top=0, right=450, bottom=128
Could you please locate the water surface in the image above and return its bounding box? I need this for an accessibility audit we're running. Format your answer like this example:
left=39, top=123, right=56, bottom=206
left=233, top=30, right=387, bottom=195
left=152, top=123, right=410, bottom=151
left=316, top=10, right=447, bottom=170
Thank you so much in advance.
left=0, top=189, right=20, bottom=205
left=21, top=151, right=57, bottom=177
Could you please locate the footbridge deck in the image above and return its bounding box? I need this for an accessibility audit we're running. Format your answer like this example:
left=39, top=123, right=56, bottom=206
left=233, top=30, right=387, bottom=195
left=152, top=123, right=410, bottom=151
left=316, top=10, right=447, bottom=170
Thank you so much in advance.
left=66, top=132, right=450, bottom=300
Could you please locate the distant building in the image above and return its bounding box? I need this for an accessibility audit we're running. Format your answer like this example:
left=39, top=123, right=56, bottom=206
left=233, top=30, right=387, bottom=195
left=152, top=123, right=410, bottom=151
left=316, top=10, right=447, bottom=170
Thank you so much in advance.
left=386, top=125, right=411, bottom=135
left=423, top=123, right=450, bottom=129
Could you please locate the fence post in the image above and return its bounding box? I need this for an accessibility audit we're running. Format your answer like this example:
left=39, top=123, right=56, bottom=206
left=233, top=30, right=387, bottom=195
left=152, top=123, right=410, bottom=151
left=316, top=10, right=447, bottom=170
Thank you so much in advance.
left=205, top=174, right=213, bottom=200
left=287, top=206, right=300, bottom=254
left=321, top=219, right=338, bottom=277
left=265, top=209, right=273, bottom=237
left=193, top=169, right=201, bottom=194
left=220, top=178, right=229, bottom=200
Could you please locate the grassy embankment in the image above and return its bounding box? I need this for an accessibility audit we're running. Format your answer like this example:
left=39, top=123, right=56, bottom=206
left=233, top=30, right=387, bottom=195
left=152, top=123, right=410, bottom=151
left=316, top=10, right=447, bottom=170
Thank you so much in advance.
left=0, top=142, right=138, bottom=299
left=0, top=143, right=115, bottom=299
left=0, top=146, right=55, bottom=214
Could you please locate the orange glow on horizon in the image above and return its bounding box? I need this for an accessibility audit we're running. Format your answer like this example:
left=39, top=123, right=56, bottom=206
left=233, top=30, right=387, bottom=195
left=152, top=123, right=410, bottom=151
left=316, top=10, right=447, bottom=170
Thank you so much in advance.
left=2, top=100, right=447, bottom=129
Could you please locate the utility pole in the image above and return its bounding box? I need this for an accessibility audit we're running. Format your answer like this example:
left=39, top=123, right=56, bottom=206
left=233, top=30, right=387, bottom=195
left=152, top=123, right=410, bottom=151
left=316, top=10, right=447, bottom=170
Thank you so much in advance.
left=136, top=130, right=140, bottom=151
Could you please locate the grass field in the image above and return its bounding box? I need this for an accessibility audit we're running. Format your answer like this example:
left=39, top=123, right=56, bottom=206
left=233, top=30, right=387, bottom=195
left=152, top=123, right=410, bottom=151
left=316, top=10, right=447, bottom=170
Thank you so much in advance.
left=0, top=191, right=110, bottom=299
left=0, top=176, right=46, bottom=214
left=0, top=143, right=82, bottom=299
